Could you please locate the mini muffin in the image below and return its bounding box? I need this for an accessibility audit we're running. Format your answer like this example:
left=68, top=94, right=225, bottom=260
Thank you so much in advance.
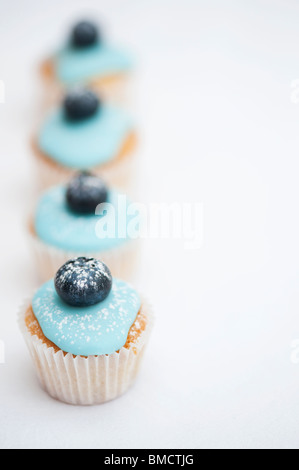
left=19, top=257, right=153, bottom=406
left=28, top=172, right=141, bottom=282
left=40, top=20, right=133, bottom=107
left=32, top=88, right=137, bottom=192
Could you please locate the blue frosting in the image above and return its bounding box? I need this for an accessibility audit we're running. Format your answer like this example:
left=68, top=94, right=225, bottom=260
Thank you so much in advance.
left=32, top=279, right=141, bottom=356
left=55, top=43, right=132, bottom=85
left=34, top=185, right=138, bottom=252
left=38, top=105, right=132, bottom=168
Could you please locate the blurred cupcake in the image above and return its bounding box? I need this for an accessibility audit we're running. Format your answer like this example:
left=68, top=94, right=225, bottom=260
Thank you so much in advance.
left=19, top=257, right=154, bottom=406
left=32, top=88, right=137, bottom=192
left=40, top=20, right=133, bottom=107
left=28, top=172, right=141, bottom=282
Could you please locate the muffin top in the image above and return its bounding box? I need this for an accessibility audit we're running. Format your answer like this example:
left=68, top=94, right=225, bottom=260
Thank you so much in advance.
left=38, top=89, right=133, bottom=168
left=34, top=172, right=139, bottom=252
left=32, top=258, right=141, bottom=356
left=53, top=21, right=132, bottom=85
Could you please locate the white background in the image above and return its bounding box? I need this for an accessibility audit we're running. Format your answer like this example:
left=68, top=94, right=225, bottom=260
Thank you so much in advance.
left=1, top=0, right=299, bottom=449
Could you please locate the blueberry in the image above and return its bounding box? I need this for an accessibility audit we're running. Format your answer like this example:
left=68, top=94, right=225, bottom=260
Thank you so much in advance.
left=55, top=257, right=112, bottom=307
left=64, top=89, right=100, bottom=122
left=71, top=21, right=99, bottom=48
left=66, top=172, right=108, bottom=214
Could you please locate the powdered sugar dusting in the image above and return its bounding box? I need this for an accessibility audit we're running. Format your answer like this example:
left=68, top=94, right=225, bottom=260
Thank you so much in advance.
left=32, top=278, right=141, bottom=356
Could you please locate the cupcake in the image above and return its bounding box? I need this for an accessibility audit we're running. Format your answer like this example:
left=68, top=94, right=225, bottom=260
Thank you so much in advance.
left=32, top=88, right=137, bottom=192
left=28, top=172, right=141, bottom=282
left=40, top=20, right=133, bottom=107
left=19, top=257, right=154, bottom=405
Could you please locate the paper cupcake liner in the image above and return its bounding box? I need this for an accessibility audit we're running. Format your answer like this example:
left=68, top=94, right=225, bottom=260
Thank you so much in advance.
left=32, top=144, right=138, bottom=196
left=27, top=224, right=141, bottom=282
left=18, top=299, right=154, bottom=406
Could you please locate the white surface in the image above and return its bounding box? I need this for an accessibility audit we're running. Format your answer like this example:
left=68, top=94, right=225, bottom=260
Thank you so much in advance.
left=1, top=0, right=299, bottom=449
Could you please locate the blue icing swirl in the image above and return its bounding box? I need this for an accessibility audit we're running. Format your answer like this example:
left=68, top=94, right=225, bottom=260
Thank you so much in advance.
left=55, top=44, right=132, bottom=85
left=32, top=279, right=141, bottom=356
left=35, top=185, right=138, bottom=252
left=38, top=106, right=133, bottom=168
